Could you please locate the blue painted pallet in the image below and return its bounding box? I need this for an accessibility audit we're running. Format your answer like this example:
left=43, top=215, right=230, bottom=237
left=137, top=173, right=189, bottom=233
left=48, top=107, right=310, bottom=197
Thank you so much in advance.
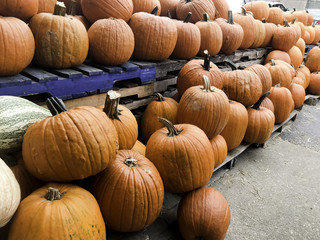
left=0, top=60, right=156, bottom=100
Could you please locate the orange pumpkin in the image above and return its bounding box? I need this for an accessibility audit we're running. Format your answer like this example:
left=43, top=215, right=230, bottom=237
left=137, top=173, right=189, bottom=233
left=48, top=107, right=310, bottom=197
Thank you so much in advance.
left=287, top=46, right=303, bottom=69
left=245, top=64, right=272, bottom=95
left=312, top=24, right=320, bottom=44
left=216, top=11, right=244, bottom=54
left=305, top=25, right=316, bottom=44
left=307, top=72, right=320, bottom=95
left=264, top=59, right=292, bottom=88
left=210, top=135, right=228, bottom=167
left=131, top=140, right=146, bottom=156
left=159, top=0, right=179, bottom=18
left=261, top=19, right=277, bottom=47
left=251, top=19, right=266, bottom=48
left=297, top=65, right=311, bottom=89
left=306, top=10, right=314, bottom=26
left=264, top=50, right=291, bottom=65
left=288, top=83, right=305, bottom=109
left=243, top=1, right=270, bottom=21
left=213, top=0, right=230, bottom=19
left=176, top=0, right=216, bottom=23
left=295, top=38, right=306, bottom=56
left=0, top=0, right=38, bottom=21
left=271, top=20, right=297, bottom=51
left=234, top=7, right=256, bottom=49
left=266, top=7, right=284, bottom=25
left=38, top=0, right=56, bottom=13
left=132, top=0, right=161, bottom=15
left=305, top=46, right=320, bottom=72
left=260, top=97, right=275, bottom=113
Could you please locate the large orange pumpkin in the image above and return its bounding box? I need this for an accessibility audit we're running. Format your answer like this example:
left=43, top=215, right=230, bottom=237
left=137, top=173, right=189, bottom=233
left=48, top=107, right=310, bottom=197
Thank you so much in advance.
left=88, top=18, right=134, bottom=65
left=244, top=92, right=275, bottom=144
left=243, top=1, right=269, bottom=21
left=178, top=75, right=230, bottom=139
left=29, top=3, right=88, bottom=68
left=171, top=12, right=201, bottom=59
left=266, top=7, right=284, bottom=25
left=141, top=92, right=178, bottom=143
left=195, top=13, right=223, bottom=57
left=177, top=51, right=223, bottom=95
left=0, top=0, right=38, bottom=21
left=176, top=0, right=216, bottom=23
left=177, top=187, right=231, bottom=240
left=264, top=59, right=292, bottom=88
left=220, top=100, right=248, bottom=151
left=146, top=118, right=215, bottom=193
left=305, top=46, right=320, bottom=72
left=81, top=0, right=133, bottom=23
left=129, top=8, right=178, bottom=61
left=8, top=183, right=106, bottom=239
left=216, top=11, right=244, bottom=54
left=234, top=7, right=256, bottom=49
left=288, top=83, right=305, bottom=109
left=97, top=91, right=138, bottom=150
left=0, top=17, right=35, bottom=76
left=91, top=150, right=164, bottom=232
left=22, top=97, right=119, bottom=182
left=264, top=50, right=291, bottom=65
left=308, top=72, right=320, bottom=95
left=272, top=20, right=297, bottom=52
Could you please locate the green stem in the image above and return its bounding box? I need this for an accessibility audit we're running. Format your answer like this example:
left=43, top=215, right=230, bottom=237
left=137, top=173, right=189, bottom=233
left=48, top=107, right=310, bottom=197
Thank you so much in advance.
left=124, top=157, right=138, bottom=167
left=45, top=187, right=62, bottom=201
left=184, top=12, right=192, bottom=23
left=158, top=117, right=182, bottom=137
left=227, top=10, right=234, bottom=24
left=201, top=50, right=211, bottom=71
left=103, top=90, right=122, bottom=120
left=46, top=97, right=68, bottom=116
left=54, top=1, right=66, bottom=16
left=252, top=92, right=271, bottom=110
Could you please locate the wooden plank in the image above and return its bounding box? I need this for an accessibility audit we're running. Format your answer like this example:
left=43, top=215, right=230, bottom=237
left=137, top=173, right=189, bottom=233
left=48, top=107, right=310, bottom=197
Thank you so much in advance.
left=49, top=68, right=83, bottom=78
left=22, top=66, right=59, bottom=82
left=0, top=74, right=32, bottom=87
left=72, top=64, right=104, bottom=76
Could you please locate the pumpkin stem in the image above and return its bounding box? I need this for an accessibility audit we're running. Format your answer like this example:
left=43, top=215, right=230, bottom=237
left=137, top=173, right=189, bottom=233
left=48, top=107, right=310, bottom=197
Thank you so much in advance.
left=67, top=0, right=76, bottom=15
left=275, top=83, right=281, bottom=87
left=46, top=97, right=68, bottom=116
left=167, top=9, right=172, bottom=19
left=224, top=59, right=237, bottom=71
left=184, top=12, right=192, bottom=23
left=185, top=0, right=192, bottom=2
left=203, top=13, right=210, bottom=22
left=151, top=6, right=159, bottom=15
left=201, top=50, right=211, bottom=71
left=252, top=91, right=271, bottom=110
left=54, top=1, right=66, bottom=16
left=305, top=9, right=309, bottom=13
left=283, top=20, right=290, bottom=27
left=293, top=8, right=296, bottom=12
left=153, top=92, right=165, bottom=102
left=312, top=21, right=315, bottom=27
left=124, top=157, right=138, bottom=167
left=241, top=7, right=247, bottom=15
left=270, top=59, right=276, bottom=66
left=291, top=18, right=298, bottom=24
left=158, top=117, right=182, bottom=137
left=227, top=10, right=234, bottom=24
left=201, top=75, right=214, bottom=92
left=45, top=187, right=63, bottom=201
left=262, top=18, right=266, bottom=23
left=103, top=90, right=122, bottom=121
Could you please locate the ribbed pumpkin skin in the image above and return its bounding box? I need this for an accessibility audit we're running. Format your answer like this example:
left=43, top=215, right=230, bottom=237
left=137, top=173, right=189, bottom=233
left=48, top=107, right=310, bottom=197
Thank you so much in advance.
left=272, top=24, right=297, bottom=52
left=305, top=46, right=320, bottom=72
left=306, top=11, right=314, bottom=26
left=176, top=0, right=216, bottom=23
left=234, top=9, right=256, bottom=49
left=295, top=71, right=307, bottom=89
left=312, top=25, right=320, bottom=44
left=177, top=187, right=231, bottom=240
left=308, top=72, right=320, bottom=95
left=178, top=85, right=230, bottom=139
left=29, top=13, right=88, bottom=69
left=269, top=86, right=293, bottom=124
left=251, top=19, right=265, bottom=48
left=245, top=64, right=272, bottom=94
left=38, top=0, right=56, bottom=13
left=159, top=0, right=179, bottom=18
left=131, top=140, right=146, bottom=156
left=92, top=150, right=164, bottom=232
left=220, top=100, right=248, bottom=151
left=88, top=18, right=134, bottom=65
left=244, top=106, right=275, bottom=144
left=261, top=21, right=277, bottom=47
left=289, top=83, right=305, bottom=109
left=132, top=0, right=161, bottom=15
left=213, top=0, right=230, bottom=19
left=266, top=7, right=284, bottom=25
left=22, top=106, right=119, bottom=182
left=287, top=46, right=303, bottom=69
left=303, top=30, right=310, bottom=44
left=222, top=70, right=262, bottom=107
left=289, top=21, right=302, bottom=42
left=196, top=20, right=223, bottom=57
left=297, top=65, right=311, bottom=89
left=129, top=12, right=177, bottom=61
left=210, top=135, right=227, bottom=167
left=0, top=0, right=38, bottom=21
left=292, top=76, right=305, bottom=87
left=8, top=183, right=106, bottom=240
left=0, top=17, right=35, bottom=76
left=265, top=50, right=291, bottom=64
left=264, top=60, right=292, bottom=88
left=141, top=96, right=178, bottom=143
left=146, top=124, right=215, bottom=193
left=295, top=38, right=306, bottom=56
left=81, top=0, right=133, bottom=23
left=305, top=26, right=315, bottom=44
left=171, top=19, right=201, bottom=59
left=243, top=1, right=269, bottom=21
left=261, top=97, right=274, bottom=113
left=177, top=59, right=223, bottom=95
left=292, top=11, right=308, bottom=25
left=264, top=50, right=291, bottom=64
left=0, top=158, right=21, bottom=227
left=216, top=17, right=244, bottom=54
left=98, top=105, right=138, bottom=150
left=0, top=96, right=51, bottom=154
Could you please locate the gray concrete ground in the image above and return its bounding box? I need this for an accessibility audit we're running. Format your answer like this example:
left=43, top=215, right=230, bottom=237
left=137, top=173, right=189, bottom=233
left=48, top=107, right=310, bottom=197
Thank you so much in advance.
left=108, top=98, right=320, bottom=240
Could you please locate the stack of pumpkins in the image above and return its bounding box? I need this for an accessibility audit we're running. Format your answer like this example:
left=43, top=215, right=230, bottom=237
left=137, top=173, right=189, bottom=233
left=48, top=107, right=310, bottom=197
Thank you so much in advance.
left=2, top=0, right=320, bottom=78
